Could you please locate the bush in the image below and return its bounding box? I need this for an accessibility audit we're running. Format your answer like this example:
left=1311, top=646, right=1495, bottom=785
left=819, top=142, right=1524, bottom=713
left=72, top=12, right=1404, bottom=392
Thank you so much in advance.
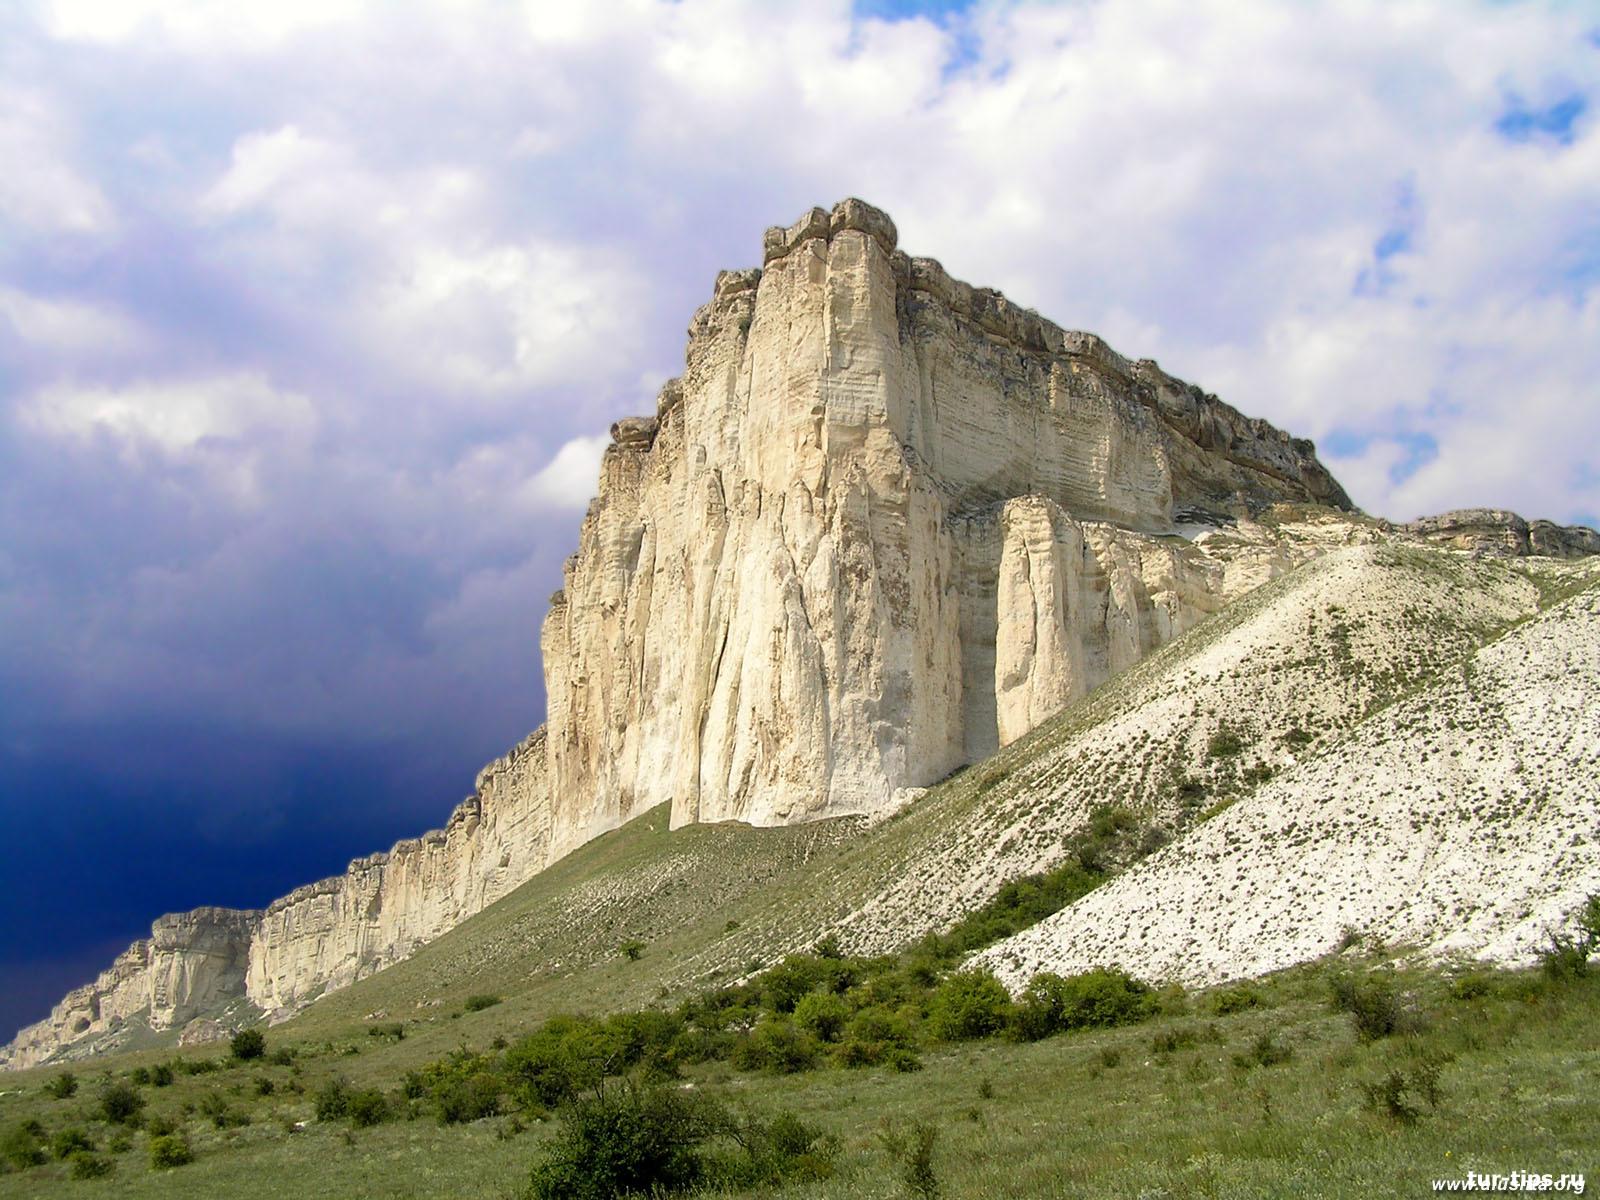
left=144, top=1113, right=178, bottom=1137
left=528, top=1083, right=720, bottom=1199
left=1008, top=969, right=1155, bottom=1040
left=1208, top=726, right=1245, bottom=758
left=503, top=1018, right=611, bottom=1109
left=314, top=1078, right=351, bottom=1122
left=230, top=1028, right=267, bottom=1061
left=50, top=1127, right=94, bottom=1159
left=150, top=1062, right=174, bottom=1087
left=1540, top=894, right=1600, bottom=980
left=100, top=1080, right=146, bottom=1126
left=1450, top=973, right=1493, bottom=1002
left=1330, top=973, right=1416, bottom=1040
left=198, top=1091, right=250, bottom=1129
left=346, top=1089, right=390, bottom=1128
left=836, top=1007, right=921, bottom=1070
left=619, top=940, right=646, bottom=962
left=706, top=1109, right=838, bottom=1189
left=793, top=992, right=850, bottom=1043
left=1210, top=985, right=1265, bottom=1015
left=731, top=1018, right=821, bottom=1074
left=44, top=1071, right=77, bottom=1099
left=148, top=1134, right=194, bottom=1170
left=927, top=970, right=1012, bottom=1041
left=68, top=1150, right=114, bottom=1179
left=879, top=1121, right=940, bottom=1199
left=1232, top=1031, right=1293, bottom=1069
left=1, top=1123, right=46, bottom=1170
left=464, top=994, right=502, bottom=1013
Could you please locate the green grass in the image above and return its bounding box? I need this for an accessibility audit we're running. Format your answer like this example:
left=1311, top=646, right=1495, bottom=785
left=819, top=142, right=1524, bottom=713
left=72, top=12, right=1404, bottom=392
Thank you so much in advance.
left=2, top=961, right=1595, bottom=1198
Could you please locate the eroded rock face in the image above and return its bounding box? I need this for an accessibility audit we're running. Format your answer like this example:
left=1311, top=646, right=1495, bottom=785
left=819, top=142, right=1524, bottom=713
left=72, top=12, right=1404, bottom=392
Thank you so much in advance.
left=1, top=908, right=258, bottom=1070
left=540, top=198, right=1353, bottom=847
left=1403, top=509, right=1600, bottom=559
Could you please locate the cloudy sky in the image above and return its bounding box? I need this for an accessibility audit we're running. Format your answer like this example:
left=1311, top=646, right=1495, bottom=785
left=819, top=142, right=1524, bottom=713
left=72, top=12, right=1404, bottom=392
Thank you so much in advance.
left=2, top=0, right=1596, bottom=1039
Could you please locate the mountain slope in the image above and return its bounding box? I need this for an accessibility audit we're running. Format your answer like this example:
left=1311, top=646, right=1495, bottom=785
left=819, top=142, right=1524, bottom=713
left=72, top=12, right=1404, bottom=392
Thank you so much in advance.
left=267, top=538, right=1588, bottom=1043
left=976, top=559, right=1600, bottom=988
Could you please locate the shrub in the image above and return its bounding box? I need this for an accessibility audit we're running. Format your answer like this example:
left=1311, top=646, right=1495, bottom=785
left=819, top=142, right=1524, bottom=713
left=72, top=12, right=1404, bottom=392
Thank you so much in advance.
left=230, top=1028, right=267, bottom=1061
left=44, top=1071, right=78, bottom=1099
left=793, top=992, right=850, bottom=1043
left=1, top=1123, right=46, bottom=1170
left=503, top=1018, right=610, bottom=1109
left=130, top=1067, right=151, bottom=1085
left=1450, top=973, right=1493, bottom=1001
left=927, top=970, right=1012, bottom=1041
left=707, top=1109, right=838, bottom=1189
left=731, top=1018, right=821, bottom=1074
left=879, top=1121, right=940, bottom=1200
left=148, top=1134, right=194, bottom=1170
left=100, top=1080, right=146, bottom=1126
left=836, top=1007, right=920, bottom=1070
left=1208, top=726, right=1245, bottom=758
left=761, top=954, right=852, bottom=1014
left=620, top=940, right=646, bottom=962
left=1232, top=1031, right=1293, bottom=1070
left=50, top=1127, right=94, bottom=1159
left=1330, top=973, right=1416, bottom=1040
left=1010, top=969, right=1155, bottom=1039
left=68, top=1150, right=114, bottom=1179
left=1540, top=895, right=1600, bottom=981
left=198, top=1090, right=249, bottom=1129
left=346, top=1089, right=390, bottom=1128
left=150, top=1062, right=175, bottom=1087
left=435, top=1068, right=502, bottom=1125
left=368, top=1022, right=407, bottom=1040
left=464, top=994, right=502, bottom=1013
left=314, top=1078, right=351, bottom=1122
left=1210, top=985, right=1265, bottom=1015
left=527, top=1082, right=721, bottom=1200
left=144, top=1113, right=178, bottom=1137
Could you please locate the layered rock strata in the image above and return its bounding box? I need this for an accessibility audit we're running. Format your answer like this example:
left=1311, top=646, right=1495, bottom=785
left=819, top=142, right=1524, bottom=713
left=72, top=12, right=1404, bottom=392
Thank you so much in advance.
left=1402, top=508, right=1600, bottom=559
left=540, top=198, right=1351, bottom=852
left=3, top=908, right=258, bottom=1069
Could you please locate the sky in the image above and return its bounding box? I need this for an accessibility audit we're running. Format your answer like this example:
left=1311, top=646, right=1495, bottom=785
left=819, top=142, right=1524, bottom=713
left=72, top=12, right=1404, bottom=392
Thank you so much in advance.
left=1, top=0, right=1597, bottom=1041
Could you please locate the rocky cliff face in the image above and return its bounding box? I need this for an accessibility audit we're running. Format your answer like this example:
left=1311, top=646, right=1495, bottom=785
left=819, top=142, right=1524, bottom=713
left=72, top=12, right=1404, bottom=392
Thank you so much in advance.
left=2, top=908, right=258, bottom=1068
left=1402, top=508, right=1600, bottom=559
left=540, top=199, right=1351, bottom=853
left=8, top=198, right=1594, bottom=1069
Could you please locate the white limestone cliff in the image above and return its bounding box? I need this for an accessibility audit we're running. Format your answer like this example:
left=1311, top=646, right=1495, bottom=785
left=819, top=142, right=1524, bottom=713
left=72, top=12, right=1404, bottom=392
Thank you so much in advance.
left=11, top=198, right=1593, bottom=1069
left=540, top=198, right=1351, bottom=854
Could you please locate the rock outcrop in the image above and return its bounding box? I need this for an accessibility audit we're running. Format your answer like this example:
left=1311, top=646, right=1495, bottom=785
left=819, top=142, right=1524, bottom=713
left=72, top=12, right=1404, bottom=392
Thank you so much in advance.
left=2, top=908, right=258, bottom=1068
left=8, top=198, right=1596, bottom=1068
left=1402, top=508, right=1600, bottom=559
left=540, top=198, right=1352, bottom=853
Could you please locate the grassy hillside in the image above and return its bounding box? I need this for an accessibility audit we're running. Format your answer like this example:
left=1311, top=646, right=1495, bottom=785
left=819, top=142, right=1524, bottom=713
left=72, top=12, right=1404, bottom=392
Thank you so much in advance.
left=2, top=958, right=1596, bottom=1198
left=3, top=540, right=1596, bottom=1197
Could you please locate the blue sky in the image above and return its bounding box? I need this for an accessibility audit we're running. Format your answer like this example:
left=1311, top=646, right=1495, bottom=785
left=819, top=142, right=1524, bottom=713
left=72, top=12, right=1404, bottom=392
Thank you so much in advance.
left=2, top=0, right=1598, bottom=1041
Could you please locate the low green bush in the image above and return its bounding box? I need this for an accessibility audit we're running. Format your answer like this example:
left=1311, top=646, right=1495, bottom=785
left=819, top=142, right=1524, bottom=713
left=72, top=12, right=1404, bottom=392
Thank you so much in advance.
left=50, top=1127, right=93, bottom=1159
left=1330, top=973, right=1416, bottom=1040
left=148, top=1134, right=194, bottom=1170
left=44, top=1071, right=77, bottom=1099
left=230, top=1028, right=267, bottom=1060
left=1, top=1123, right=46, bottom=1170
left=464, top=994, right=502, bottom=1012
left=927, top=969, right=1012, bottom=1041
left=100, top=1080, right=146, bottom=1126
left=68, top=1150, right=114, bottom=1179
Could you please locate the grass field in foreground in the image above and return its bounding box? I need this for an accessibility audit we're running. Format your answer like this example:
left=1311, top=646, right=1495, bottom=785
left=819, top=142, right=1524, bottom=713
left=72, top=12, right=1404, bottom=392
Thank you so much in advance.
left=2, top=957, right=1595, bottom=1199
